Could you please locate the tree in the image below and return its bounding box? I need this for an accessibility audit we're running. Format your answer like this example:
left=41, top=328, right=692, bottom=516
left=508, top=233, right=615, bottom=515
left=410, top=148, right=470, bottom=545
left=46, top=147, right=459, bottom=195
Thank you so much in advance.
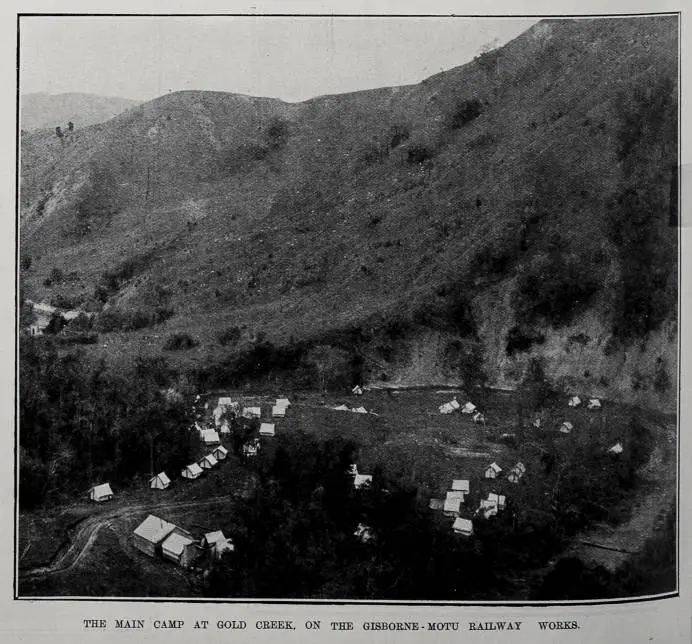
left=68, top=121, right=74, bottom=133
left=55, top=126, right=63, bottom=140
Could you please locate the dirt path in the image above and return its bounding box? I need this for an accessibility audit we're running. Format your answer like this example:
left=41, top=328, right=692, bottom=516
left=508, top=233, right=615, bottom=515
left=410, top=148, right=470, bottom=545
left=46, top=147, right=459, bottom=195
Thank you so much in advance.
left=563, top=420, right=676, bottom=570
left=19, top=495, right=233, bottom=579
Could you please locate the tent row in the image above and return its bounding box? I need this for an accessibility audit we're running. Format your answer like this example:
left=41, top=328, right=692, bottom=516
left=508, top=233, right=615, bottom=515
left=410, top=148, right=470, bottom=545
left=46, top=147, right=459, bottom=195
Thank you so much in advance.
left=568, top=396, right=602, bottom=409
left=181, top=446, right=229, bottom=481
left=330, top=404, right=375, bottom=415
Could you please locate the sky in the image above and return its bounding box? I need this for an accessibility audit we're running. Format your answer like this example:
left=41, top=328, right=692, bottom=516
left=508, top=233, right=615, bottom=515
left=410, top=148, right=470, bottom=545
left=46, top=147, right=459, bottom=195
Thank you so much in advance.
left=19, top=16, right=537, bottom=103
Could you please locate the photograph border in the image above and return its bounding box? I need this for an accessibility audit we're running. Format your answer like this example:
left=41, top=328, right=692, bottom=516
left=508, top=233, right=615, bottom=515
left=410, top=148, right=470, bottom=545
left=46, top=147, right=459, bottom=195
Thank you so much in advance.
left=13, top=8, right=683, bottom=607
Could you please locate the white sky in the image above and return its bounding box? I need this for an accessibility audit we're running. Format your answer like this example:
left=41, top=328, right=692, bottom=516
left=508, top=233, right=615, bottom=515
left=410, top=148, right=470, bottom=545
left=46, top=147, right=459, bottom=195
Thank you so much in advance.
left=19, top=16, right=537, bottom=103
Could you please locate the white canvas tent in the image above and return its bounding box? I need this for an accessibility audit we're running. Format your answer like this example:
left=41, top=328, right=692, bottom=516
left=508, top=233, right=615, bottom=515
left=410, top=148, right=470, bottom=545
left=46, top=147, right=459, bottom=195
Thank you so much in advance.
left=473, top=411, right=485, bottom=424
left=439, top=398, right=460, bottom=414
left=451, top=479, right=470, bottom=494
left=461, top=401, right=477, bottom=414
left=608, top=442, right=624, bottom=454
left=353, top=474, right=372, bottom=489
left=272, top=405, right=286, bottom=417
left=568, top=395, right=582, bottom=407
left=219, top=420, right=231, bottom=435
left=533, top=417, right=542, bottom=428
left=487, top=492, right=506, bottom=511
left=352, top=406, right=368, bottom=414
left=484, top=462, right=502, bottom=479
left=560, top=421, right=574, bottom=434
left=199, top=454, right=218, bottom=470
left=275, top=398, right=291, bottom=408
left=133, top=514, right=177, bottom=557
left=218, top=397, right=234, bottom=408
left=588, top=398, right=602, bottom=409
left=479, top=499, right=499, bottom=518
left=352, top=385, right=363, bottom=395
left=443, top=496, right=461, bottom=517
left=181, top=463, right=203, bottom=480
left=201, top=429, right=220, bottom=445
left=242, top=407, right=261, bottom=419
left=429, top=498, right=444, bottom=510
left=213, top=445, right=228, bottom=461
left=259, top=422, right=275, bottom=437
left=150, top=472, right=170, bottom=490
left=89, top=483, right=113, bottom=502
left=331, top=404, right=351, bottom=412
left=453, top=517, right=474, bottom=536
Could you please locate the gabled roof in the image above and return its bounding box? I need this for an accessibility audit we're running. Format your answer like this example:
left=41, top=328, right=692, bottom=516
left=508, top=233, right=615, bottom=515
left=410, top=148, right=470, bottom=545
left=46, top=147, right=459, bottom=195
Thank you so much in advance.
left=515, top=462, right=526, bottom=473
left=354, top=474, right=372, bottom=488
left=446, top=490, right=465, bottom=501
left=608, top=442, right=624, bottom=454
left=213, top=445, right=228, bottom=456
left=276, top=398, right=291, bottom=406
left=243, top=406, right=261, bottom=416
left=444, top=497, right=461, bottom=513
left=429, top=498, right=444, bottom=510
left=218, top=397, right=234, bottom=406
left=134, top=514, right=177, bottom=544
left=202, top=429, right=220, bottom=444
left=150, top=472, right=170, bottom=486
left=462, top=401, right=477, bottom=412
left=200, top=454, right=218, bottom=467
left=352, top=406, right=368, bottom=414
left=487, top=493, right=506, bottom=507
left=91, top=483, right=113, bottom=497
left=259, top=422, right=275, bottom=435
left=204, top=530, right=226, bottom=546
left=452, top=479, right=470, bottom=492
left=162, top=531, right=194, bottom=556
left=184, top=463, right=203, bottom=477
left=486, top=462, right=502, bottom=473
left=453, top=517, right=473, bottom=533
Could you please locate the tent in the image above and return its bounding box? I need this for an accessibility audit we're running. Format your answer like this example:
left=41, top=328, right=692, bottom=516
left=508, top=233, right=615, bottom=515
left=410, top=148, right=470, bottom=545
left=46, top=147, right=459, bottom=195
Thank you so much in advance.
left=568, top=395, right=582, bottom=407
left=429, top=498, right=444, bottom=510
left=451, top=479, right=470, bottom=494
left=353, top=474, right=372, bottom=489
left=201, top=429, right=220, bottom=445
left=352, top=385, right=363, bottom=396
left=276, top=398, right=291, bottom=408
left=150, top=472, right=170, bottom=490
left=453, top=517, right=474, bottom=536
left=515, top=462, right=526, bottom=474
left=272, top=405, right=286, bottom=417
left=560, top=421, right=574, bottom=434
left=487, top=492, right=506, bottom=511
left=212, top=445, right=228, bottom=461
left=331, top=404, right=351, bottom=412
left=608, top=442, right=624, bottom=454
left=162, top=530, right=198, bottom=568
left=533, top=417, right=542, bottom=428
left=181, top=463, right=203, bottom=480
left=461, top=401, right=477, bottom=414
left=218, top=397, right=234, bottom=407
left=259, top=422, right=275, bottom=437
left=133, top=514, right=177, bottom=557
left=354, top=523, right=374, bottom=543
left=242, top=407, right=261, bottom=419
left=484, top=462, right=502, bottom=479
left=588, top=398, right=602, bottom=409
left=473, top=411, right=485, bottom=424
left=479, top=499, right=498, bottom=518
left=89, top=483, right=113, bottom=502
left=199, top=454, right=218, bottom=470
left=443, top=496, right=462, bottom=517
left=352, top=406, right=368, bottom=414
left=204, top=531, right=235, bottom=559
left=219, top=420, right=231, bottom=435
left=439, top=398, right=460, bottom=414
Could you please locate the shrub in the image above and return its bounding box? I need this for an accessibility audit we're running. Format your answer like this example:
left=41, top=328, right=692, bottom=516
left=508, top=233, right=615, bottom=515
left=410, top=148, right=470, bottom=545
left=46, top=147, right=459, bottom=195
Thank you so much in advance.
left=387, top=123, right=410, bottom=149
left=43, top=267, right=64, bottom=287
left=406, top=144, right=434, bottom=165
left=449, top=98, right=483, bottom=129
left=163, top=333, right=198, bottom=351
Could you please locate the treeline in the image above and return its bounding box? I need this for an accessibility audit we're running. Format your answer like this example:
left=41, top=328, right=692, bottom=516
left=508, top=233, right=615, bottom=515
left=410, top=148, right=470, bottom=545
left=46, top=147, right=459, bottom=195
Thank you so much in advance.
left=19, top=337, right=194, bottom=509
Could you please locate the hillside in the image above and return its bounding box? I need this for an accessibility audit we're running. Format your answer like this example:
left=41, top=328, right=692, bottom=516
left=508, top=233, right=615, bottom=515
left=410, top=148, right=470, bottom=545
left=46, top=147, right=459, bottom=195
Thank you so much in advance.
left=19, top=16, right=678, bottom=411
left=20, top=92, right=141, bottom=131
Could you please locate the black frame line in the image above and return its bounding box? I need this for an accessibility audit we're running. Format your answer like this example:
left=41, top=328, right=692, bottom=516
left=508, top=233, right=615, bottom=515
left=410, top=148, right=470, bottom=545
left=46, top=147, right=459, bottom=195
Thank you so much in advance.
left=13, top=10, right=683, bottom=608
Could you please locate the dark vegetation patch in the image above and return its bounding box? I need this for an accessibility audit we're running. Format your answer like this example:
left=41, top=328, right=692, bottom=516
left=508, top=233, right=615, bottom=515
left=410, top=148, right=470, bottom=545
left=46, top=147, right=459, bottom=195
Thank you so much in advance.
left=163, top=332, right=198, bottom=351
left=448, top=97, right=484, bottom=130
left=95, top=307, right=174, bottom=333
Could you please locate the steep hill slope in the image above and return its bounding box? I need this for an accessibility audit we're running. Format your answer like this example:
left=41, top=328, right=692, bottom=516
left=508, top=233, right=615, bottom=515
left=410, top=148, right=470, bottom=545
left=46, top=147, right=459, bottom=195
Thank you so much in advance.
left=21, top=92, right=141, bottom=131
left=19, top=16, right=678, bottom=410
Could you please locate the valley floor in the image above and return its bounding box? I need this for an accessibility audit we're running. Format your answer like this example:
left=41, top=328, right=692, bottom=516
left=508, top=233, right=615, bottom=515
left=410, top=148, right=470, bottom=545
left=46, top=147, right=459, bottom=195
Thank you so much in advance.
left=17, top=388, right=677, bottom=600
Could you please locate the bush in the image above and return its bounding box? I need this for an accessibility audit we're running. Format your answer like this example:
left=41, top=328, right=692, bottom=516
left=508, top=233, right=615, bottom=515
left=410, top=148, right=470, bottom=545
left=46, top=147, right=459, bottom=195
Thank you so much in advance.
left=449, top=98, right=483, bottom=129
left=163, top=332, right=198, bottom=351
left=43, top=267, right=64, bottom=287
left=406, top=144, right=434, bottom=165
left=387, top=123, right=410, bottom=149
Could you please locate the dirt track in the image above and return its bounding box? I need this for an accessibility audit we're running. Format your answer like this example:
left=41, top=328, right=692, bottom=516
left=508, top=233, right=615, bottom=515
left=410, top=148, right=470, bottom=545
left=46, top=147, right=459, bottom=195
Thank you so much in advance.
left=19, top=495, right=232, bottom=579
